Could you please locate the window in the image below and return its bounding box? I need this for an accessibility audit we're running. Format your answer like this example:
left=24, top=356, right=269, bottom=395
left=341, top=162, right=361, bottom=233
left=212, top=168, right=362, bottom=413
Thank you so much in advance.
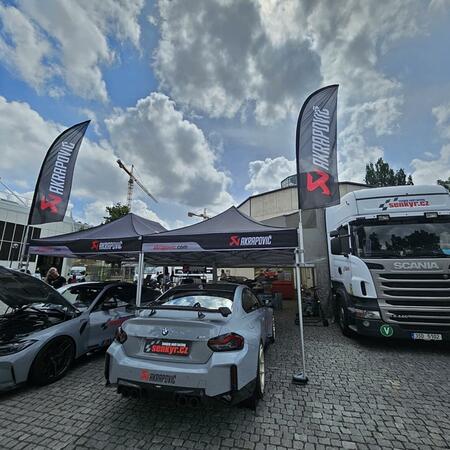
left=13, top=224, right=24, bottom=242
left=0, top=221, right=5, bottom=239
left=242, top=289, right=260, bottom=313
left=61, top=285, right=104, bottom=308
left=3, top=222, right=14, bottom=241
left=0, top=242, right=11, bottom=260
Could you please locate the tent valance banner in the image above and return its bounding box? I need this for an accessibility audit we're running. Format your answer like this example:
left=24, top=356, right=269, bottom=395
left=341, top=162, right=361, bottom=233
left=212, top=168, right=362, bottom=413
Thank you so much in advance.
left=29, top=120, right=90, bottom=225
left=296, top=85, right=340, bottom=210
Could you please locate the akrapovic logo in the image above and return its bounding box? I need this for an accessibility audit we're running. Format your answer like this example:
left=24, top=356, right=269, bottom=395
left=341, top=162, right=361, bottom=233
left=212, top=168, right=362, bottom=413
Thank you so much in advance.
left=307, top=106, right=332, bottom=196
left=229, top=235, right=272, bottom=247
left=393, top=262, right=440, bottom=270
left=90, top=240, right=123, bottom=251
left=39, top=141, right=76, bottom=215
left=379, top=197, right=430, bottom=211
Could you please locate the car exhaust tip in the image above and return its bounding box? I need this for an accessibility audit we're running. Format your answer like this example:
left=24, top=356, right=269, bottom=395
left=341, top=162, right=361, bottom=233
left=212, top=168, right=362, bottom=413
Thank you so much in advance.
left=120, top=387, right=130, bottom=398
left=175, top=394, right=187, bottom=406
left=189, top=396, right=200, bottom=407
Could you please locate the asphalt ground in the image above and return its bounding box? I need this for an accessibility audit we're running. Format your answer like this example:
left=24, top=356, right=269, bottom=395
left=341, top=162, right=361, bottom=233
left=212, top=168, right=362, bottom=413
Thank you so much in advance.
left=1, top=301, right=449, bottom=449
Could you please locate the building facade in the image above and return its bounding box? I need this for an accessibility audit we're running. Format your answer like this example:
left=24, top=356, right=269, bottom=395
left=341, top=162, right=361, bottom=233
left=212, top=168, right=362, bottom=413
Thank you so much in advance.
left=0, top=191, right=85, bottom=276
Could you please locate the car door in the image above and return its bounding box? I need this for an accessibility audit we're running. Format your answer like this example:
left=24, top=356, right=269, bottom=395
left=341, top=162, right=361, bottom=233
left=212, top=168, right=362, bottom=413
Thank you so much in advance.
left=87, top=285, right=135, bottom=349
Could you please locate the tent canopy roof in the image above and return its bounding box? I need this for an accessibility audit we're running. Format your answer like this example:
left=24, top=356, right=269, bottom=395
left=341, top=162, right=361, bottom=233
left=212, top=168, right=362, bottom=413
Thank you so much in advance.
left=142, top=206, right=298, bottom=267
left=33, top=213, right=166, bottom=243
left=152, top=206, right=292, bottom=236
left=28, top=213, right=166, bottom=259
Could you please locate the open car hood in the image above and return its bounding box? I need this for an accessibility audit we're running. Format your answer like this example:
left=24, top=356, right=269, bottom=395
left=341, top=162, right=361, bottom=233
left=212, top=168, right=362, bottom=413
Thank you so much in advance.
left=0, top=267, right=75, bottom=311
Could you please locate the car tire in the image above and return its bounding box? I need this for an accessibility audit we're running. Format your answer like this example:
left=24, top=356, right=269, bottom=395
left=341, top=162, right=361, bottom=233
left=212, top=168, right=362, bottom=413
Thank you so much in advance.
left=30, top=336, right=75, bottom=386
left=243, top=343, right=265, bottom=410
left=268, top=319, right=275, bottom=344
left=336, top=297, right=354, bottom=338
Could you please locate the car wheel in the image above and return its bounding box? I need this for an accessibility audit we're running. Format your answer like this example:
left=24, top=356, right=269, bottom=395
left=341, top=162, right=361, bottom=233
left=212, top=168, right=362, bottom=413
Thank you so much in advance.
left=336, top=298, right=354, bottom=338
left=30, top=336, right=75, bottom=386
left=243, top=343, right=265, bottom=410
left=268, top=319, right=275, bottom=344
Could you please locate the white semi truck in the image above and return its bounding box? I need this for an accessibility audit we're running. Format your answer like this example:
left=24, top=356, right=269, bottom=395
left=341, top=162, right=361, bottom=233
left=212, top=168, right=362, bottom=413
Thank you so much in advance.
left=326, top=185, right=450, bottom=341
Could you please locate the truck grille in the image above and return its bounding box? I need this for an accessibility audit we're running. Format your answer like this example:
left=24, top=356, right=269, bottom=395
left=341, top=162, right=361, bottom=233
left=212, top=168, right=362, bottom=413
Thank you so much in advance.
left=377, top=272, right=450, bottom=304
left=368, top=263, right=450, bottom=328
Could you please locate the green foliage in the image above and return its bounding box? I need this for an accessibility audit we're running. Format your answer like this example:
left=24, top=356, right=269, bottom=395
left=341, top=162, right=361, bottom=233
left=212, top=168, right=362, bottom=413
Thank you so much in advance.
left=103, top=203, right=130, bottom=224
left=364, top=158, right=414, bottom=187
left=437, top=177, right=450, bottom=192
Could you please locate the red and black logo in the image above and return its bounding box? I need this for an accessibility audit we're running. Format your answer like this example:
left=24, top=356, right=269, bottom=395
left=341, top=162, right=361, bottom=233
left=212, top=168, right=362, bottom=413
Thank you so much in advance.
left=39, top=193, right=62, bottom=214
left=229, top=235, right=240, bottom=246
left=306, top=170, right=331, bottom=196
left=90, top=240, right=100, bottom=251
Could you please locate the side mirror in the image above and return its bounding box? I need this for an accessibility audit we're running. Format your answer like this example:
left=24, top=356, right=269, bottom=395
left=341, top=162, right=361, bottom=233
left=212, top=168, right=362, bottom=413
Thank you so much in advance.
left=330, top=237, right=342, bottom=255
left=329, top=230, right=339, bottom=238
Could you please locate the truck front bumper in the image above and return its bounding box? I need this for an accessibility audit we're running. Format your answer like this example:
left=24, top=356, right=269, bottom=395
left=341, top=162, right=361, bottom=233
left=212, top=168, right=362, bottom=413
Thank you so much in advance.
left=349, top=316, right=450, bottom=341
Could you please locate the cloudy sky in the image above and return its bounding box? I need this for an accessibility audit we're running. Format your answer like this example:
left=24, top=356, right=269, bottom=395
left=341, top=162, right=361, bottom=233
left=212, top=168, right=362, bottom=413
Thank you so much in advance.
left=1, top=0, right=449, bottom=227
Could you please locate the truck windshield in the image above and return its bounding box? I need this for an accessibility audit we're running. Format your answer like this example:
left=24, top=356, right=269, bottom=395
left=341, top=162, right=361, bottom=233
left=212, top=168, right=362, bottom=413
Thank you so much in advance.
left=351, top=219, right=450, bottom=258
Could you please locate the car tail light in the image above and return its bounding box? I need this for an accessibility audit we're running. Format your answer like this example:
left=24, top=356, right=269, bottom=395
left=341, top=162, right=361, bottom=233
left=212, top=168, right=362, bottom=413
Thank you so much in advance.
left=208, top=333, right=244, bottom=352
left=115, top=326, right=127, bottom=344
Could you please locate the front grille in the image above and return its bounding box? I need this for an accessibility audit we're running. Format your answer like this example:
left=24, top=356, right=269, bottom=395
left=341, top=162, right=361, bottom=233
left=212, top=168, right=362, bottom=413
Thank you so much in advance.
left=375, top=272, right=450, bottom=304
left=369, top=265, right=450, bottom=327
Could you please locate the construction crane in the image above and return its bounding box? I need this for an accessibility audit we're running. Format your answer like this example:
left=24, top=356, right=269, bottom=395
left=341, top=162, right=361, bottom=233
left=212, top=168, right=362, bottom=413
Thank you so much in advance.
left=116, top=159, right=157, bottom=209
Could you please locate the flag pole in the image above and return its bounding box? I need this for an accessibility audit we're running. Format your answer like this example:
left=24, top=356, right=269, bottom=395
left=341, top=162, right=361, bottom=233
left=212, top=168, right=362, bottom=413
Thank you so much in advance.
left=293, top=209, right=308, bottom=384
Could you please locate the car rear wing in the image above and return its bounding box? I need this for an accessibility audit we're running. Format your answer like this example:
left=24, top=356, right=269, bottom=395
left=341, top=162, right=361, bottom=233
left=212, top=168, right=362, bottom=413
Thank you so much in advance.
left=136, top=304, right=232, bottom=317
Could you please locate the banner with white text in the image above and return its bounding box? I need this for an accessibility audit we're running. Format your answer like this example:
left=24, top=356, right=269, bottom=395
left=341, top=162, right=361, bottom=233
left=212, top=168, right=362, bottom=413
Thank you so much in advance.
left=29, top=121, right=90, bottom=225
left=296, top=85, right=340, bottom=210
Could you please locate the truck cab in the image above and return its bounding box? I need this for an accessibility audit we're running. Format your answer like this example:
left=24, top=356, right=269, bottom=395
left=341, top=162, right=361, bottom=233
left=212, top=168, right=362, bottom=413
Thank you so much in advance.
left=326, top=185, right=450, bottom=341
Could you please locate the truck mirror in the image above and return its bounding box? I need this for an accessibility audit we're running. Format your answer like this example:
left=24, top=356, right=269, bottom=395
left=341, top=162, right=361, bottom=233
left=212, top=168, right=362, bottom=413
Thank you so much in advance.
left=341, top=237, right=351, bottom=255
left=329, top=230, right=339, bottom=238
left=330, top=237, right=342, bottom=255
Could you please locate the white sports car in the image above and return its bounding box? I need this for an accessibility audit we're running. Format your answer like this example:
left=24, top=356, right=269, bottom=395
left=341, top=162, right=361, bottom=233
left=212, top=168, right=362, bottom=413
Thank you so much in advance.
left=106, top=283, right=275, bottom=408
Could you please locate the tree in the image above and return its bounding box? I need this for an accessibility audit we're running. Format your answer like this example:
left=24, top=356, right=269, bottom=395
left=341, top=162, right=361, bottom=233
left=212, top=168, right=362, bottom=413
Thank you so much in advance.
left=104, top=203, right=130, bottom=223
left=437, top=177, right=450, bottom=192
left=364, top=158, right=414, bottom=187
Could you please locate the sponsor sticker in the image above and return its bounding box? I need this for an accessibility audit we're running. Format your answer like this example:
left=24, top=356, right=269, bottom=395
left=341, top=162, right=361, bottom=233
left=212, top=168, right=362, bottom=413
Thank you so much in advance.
left=379, top=197, right=430, bottom=211
left=140, top=369, right=176, bottom=384
left=380, top=324, right=394, bottom=337
left=229, top=234, right=272, bottom=247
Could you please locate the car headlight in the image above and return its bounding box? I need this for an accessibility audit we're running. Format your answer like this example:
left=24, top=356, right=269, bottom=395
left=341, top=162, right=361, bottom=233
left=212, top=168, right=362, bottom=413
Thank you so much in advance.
left=0, top=340, right=37, bottom=356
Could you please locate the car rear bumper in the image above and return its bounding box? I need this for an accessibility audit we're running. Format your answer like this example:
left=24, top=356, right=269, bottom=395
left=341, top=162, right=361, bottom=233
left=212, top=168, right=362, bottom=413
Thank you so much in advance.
left=106, top=341, right=254, bottom=398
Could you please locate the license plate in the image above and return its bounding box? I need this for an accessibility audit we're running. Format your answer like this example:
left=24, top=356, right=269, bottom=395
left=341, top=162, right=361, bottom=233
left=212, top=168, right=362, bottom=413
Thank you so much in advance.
left=144, top=339, right=190, bottom=356
left=411, top=333, right=442, bottom=341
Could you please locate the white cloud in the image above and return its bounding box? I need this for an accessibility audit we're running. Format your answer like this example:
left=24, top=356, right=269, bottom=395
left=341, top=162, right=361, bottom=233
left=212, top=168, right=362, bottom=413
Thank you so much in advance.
left=153, top=0, right=437, bottom=184
left=411, top=144, right=450, bottom=185
left=432, top=102, right=450, bottom=140
left=0, top=5, right=53, bottom=92
left=0, top=0, right=144, bottom=101
left=245, top=157, right=295, bottom=194
left=154, top=0, right=321, bottom=125
left=105, top=92, right=234, bottom=209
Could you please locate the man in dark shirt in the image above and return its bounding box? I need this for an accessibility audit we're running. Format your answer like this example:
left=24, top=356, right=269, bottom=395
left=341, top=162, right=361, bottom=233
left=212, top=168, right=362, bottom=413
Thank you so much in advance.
left=45, top=267, right=66, bottom=289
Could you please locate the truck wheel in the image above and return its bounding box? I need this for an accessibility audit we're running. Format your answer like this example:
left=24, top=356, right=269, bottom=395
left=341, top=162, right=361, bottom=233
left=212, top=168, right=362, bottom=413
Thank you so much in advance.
left=30, top=336, right=75, bottom=386
left=337, top=298, right=354, bottom=338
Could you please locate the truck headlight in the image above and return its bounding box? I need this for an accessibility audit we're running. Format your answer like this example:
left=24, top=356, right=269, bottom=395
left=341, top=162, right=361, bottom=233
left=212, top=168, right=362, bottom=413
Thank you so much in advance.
left=354, top=309, right=381, bottom=320
left=0, top=340, right=37, bottom=356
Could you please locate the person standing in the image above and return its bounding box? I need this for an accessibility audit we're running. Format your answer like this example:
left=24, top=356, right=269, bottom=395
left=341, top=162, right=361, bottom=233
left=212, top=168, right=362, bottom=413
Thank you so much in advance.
left=45, top=267, right=66, bottom=289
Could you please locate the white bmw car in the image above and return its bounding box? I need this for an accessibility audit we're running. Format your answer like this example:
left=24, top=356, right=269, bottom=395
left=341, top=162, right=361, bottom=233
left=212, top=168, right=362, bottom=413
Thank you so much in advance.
left=105, top=283, right=275, bottom=408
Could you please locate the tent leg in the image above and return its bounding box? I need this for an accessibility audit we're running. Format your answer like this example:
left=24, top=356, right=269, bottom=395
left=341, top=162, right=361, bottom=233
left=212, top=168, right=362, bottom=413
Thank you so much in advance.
left=136, top=252, right=144, bottom=307
left=293, top=211, right=308, bottom=385
left=212, top=264, right=217, bottom=283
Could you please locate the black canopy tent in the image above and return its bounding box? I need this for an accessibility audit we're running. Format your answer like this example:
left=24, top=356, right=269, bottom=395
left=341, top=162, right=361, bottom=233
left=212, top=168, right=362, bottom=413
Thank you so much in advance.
left=141, top=206, right=298, bottom=268
left=28, top=213, right=166, bottom=261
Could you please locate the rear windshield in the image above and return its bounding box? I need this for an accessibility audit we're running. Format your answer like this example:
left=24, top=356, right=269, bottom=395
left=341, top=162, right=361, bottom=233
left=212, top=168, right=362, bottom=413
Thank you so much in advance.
left=159, top=291, right=234, bottom=310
